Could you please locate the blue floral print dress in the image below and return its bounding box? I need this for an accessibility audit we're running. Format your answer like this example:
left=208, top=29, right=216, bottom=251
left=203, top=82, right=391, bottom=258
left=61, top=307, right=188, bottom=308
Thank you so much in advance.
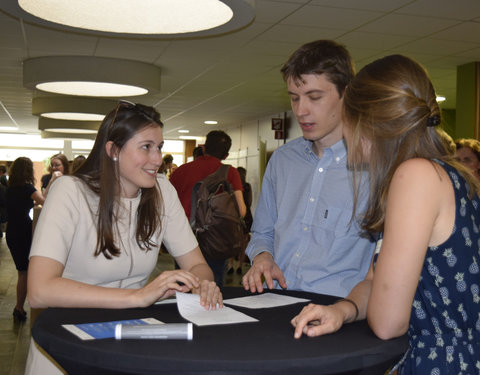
left=390, top=160, right=480, bottom=375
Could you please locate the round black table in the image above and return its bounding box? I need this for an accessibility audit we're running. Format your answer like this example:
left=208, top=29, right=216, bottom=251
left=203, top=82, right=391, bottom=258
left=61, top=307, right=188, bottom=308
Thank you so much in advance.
left=32, top=287, right=408, bottom=375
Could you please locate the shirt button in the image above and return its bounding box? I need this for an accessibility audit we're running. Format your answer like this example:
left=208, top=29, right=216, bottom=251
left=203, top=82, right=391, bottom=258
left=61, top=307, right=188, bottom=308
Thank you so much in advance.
left=318, top=167, right=324, bottom=173
left=296, top=253, right=299, bottom=258
left=303, top=227, right=308, bottom=231
left=335, top=157, right=340, bottom=162
left=310, top=197, right=315, bottom=202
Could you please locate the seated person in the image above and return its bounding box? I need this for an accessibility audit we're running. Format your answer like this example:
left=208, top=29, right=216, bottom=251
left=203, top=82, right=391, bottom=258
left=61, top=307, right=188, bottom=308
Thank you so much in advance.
left=291, top=55, right=480, bottom=375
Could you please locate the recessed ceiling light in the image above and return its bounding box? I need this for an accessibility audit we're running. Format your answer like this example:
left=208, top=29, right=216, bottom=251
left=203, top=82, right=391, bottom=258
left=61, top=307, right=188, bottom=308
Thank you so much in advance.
left=436, top=96, right=446, bottom=103
left=204, top=120, right=218, bottom=125
left=178, top=129, right=190, bottom=134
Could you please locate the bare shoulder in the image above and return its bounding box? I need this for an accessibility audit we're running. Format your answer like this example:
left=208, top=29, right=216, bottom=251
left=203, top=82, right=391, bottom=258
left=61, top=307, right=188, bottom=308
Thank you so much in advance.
left=393, top=158, right=447, bottom=185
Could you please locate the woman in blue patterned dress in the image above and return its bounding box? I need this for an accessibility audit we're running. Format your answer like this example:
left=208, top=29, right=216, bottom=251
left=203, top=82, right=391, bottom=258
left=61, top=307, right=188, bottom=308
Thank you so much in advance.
left=291, top=54, right=480, bottom=374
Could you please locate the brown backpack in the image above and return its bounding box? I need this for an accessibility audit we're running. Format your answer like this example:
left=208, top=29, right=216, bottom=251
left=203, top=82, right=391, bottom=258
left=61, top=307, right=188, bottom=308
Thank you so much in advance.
left=190, top=164, right=246, bottom=260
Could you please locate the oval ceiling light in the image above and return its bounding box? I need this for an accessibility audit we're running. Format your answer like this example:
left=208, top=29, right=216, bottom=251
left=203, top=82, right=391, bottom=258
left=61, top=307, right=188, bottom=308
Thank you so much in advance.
left=32, top=96, right=116, bottom=121
left=42, top=112, right=105, bottom=121
left=1, top=1, right=255, bottom=38
left=37, top=82, right=147, bottom=97
left=24, top=57, right=161, bottom=97
left=38, top=117, right=100, bottom=134
left=41, top=130, right=96, bottom=140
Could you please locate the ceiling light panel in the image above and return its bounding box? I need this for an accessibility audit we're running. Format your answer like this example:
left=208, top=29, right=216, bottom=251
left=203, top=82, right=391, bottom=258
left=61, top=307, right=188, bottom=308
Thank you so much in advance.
left=24, top=57, right=161, bottom=97
left=32, top=96, right=116, bottom=120
left=3, top=0, right=254, bottom=38
left=20, top=0, right=232, bottom=34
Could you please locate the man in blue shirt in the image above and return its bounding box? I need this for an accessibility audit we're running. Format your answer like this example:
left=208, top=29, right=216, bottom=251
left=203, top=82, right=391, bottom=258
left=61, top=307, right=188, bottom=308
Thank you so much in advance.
left=243, top=40, right=375, bottom=297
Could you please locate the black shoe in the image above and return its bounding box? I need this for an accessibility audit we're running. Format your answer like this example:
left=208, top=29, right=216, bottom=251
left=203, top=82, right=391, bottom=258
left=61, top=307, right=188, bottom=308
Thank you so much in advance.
left=13, top=308, right=27, bottom=322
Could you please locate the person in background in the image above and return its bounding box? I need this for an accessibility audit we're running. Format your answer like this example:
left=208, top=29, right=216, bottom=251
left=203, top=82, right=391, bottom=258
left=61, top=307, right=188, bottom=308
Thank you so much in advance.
left=437, top=128, right=456, bottom=155
left=5, top=157, right=45, bottom=322
left=227, top=166, right=252, bottom=275
left=170, top=130, right=246, bottom=287
left=454, top=137, right=480, bottom=183
left=71, top=154, right=86, bottom=173
left=243, top=40, right=375, bottom=296
left=291, top=54, right=480, bottom=375
left=40, top=165, right=52, bottom=196
left=0, top=164, right=7, bottom=186
left=167, top=163, right=178, bottom=179
left=0, top=165, right=8, bottom=238
left=193, top=146, right=204, bottom=160
left=0, top=173, right=6, bottom=239
left=158, top=153, right=173, bottom=175
left=26, top=102, right=222, bottom=375
left=41, top=153, right=70, bottom=197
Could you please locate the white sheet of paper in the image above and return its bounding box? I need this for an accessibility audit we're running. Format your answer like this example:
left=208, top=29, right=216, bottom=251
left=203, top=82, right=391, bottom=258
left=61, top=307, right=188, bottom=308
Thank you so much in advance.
left=223, top=293, right=310, bottom=309
left=175, top=292, right=258, bottom=326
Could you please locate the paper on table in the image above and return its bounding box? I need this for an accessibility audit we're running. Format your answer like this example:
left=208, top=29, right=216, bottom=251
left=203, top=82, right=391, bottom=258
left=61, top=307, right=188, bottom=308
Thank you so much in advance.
left=223, top=293, right=310, bottom=309
left=175, top=292, right=258, bottom=326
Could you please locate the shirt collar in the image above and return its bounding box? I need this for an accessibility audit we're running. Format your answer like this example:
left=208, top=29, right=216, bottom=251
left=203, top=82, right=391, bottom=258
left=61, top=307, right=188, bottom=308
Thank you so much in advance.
left=302, top=137, right=347, bottom=161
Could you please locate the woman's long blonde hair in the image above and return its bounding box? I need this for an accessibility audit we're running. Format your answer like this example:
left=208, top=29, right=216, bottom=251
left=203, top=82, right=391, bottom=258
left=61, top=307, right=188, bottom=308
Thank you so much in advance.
left=343, top=54, right=479, bottom=234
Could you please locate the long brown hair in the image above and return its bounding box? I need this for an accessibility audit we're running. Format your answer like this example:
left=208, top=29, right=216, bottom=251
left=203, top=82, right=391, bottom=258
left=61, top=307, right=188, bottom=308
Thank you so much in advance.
left=8, top=157, right=35, bottom=187
left=343, top=54, right=479, bottom=234
left=74, top=102, right=164, bottom=259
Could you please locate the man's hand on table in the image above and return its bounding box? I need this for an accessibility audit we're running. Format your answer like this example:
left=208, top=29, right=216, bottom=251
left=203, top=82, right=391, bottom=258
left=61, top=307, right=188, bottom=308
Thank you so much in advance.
left=242, top=252, right=287, bottom=293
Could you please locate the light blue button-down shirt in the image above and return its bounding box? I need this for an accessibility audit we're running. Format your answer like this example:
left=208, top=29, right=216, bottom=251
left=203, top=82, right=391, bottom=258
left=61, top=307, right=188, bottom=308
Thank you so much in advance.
left=246, top=137, right=375, bottom=297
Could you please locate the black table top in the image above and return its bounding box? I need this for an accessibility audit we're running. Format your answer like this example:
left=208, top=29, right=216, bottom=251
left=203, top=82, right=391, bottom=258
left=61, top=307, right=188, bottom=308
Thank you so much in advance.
left=32, top=287, right=408, bottom=375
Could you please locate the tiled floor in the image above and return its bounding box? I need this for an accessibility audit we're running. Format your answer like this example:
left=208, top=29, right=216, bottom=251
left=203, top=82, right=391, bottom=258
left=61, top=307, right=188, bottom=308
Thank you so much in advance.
left=0, top=237, right=246, bottom=375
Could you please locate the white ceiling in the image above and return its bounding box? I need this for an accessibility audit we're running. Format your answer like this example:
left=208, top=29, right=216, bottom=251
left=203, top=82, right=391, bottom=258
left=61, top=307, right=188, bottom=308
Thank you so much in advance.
left=1, top=0, right=480, bottom=140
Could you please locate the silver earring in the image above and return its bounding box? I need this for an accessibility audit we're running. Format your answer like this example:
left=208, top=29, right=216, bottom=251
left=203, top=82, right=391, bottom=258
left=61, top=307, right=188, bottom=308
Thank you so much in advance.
left=113, top=157, right=118, bottom=161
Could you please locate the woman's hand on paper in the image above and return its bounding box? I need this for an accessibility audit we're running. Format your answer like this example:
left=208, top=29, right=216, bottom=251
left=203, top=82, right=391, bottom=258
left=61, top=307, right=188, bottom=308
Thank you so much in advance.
left=291, top=303, right=346, bottom=339
left=136, top=270, right=200, bottom=307
left=193, top=279, right=223, bottom=311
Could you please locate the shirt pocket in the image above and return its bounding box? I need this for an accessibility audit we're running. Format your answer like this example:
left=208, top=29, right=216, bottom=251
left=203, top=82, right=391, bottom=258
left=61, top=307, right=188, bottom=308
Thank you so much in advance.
left=316, top=206, right=357, bottom=236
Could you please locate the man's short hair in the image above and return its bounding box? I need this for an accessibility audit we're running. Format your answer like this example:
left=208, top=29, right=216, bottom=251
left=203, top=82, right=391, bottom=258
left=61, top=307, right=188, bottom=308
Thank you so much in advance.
left=281, top=40, right=354, bottom=97
left=204, top=130, right=232, bottom=160
left=193, top=146, right=204, bottom=159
